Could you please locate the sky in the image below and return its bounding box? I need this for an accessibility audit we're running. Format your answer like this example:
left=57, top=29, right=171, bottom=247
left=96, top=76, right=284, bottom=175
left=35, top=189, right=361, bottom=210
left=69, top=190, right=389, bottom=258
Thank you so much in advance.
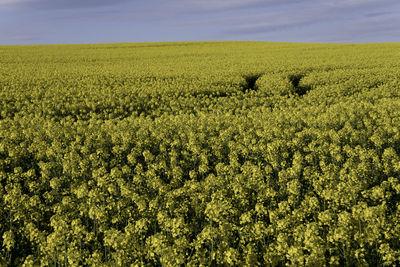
left=0, top=0, right=399, bottom=45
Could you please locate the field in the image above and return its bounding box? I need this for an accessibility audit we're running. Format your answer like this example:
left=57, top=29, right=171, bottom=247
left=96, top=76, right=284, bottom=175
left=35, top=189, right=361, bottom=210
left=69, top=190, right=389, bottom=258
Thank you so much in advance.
left=1, top=41, right=400, bottom=266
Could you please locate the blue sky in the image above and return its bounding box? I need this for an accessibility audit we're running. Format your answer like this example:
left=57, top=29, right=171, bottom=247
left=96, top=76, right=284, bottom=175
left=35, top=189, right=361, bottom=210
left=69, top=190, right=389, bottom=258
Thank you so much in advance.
left=1, top=0, right=399, bottom=45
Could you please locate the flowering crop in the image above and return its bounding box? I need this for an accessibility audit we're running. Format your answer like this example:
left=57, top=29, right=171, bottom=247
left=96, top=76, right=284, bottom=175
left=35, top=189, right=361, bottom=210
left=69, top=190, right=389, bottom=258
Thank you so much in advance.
left=1, top=41, right=400, bottom=266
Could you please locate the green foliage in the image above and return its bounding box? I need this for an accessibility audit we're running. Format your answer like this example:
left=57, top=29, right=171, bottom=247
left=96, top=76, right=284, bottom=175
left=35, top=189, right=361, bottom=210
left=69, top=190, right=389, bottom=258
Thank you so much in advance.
left=1, top=41, right=400, bottom=265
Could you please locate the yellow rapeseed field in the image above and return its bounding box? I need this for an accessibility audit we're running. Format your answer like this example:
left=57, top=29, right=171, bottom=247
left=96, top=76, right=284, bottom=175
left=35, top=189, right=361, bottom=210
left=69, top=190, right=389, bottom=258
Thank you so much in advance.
left=1, top=41, right=400, bottom=266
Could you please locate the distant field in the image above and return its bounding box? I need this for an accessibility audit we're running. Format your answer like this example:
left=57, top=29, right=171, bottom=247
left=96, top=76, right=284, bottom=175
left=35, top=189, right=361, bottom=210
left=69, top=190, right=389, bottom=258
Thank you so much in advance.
left=1, top=41, right=400, bottom=266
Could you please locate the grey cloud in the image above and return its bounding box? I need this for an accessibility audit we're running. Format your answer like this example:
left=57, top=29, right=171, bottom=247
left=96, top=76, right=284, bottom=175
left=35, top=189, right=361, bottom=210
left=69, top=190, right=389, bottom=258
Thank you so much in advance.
left=365, top=11, right=392, bottom=17
left=4, top=0, right=129, bottom=10
left=187, top=0, right=282, bottom=11
left=226, top=21, right=310, bottom=35
left=0, top=24, right=44, bottom=44
left=162, top=0, right=305, bottom=16
left=219, top=0, right=399, bottom=38
left=326, top=13, right=400, bottom=42
left=322, top=0, right=391, bottom=8
left=1, top=0, right=399, bottom=44
left=223, top=13, right=318, bottom=35
left=321, top=0, right=399, bottom=14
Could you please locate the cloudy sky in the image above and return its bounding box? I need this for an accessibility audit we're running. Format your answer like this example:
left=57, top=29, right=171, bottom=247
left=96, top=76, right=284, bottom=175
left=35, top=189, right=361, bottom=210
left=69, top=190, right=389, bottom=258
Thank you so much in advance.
left=1, top=0, right=399, bottom=45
